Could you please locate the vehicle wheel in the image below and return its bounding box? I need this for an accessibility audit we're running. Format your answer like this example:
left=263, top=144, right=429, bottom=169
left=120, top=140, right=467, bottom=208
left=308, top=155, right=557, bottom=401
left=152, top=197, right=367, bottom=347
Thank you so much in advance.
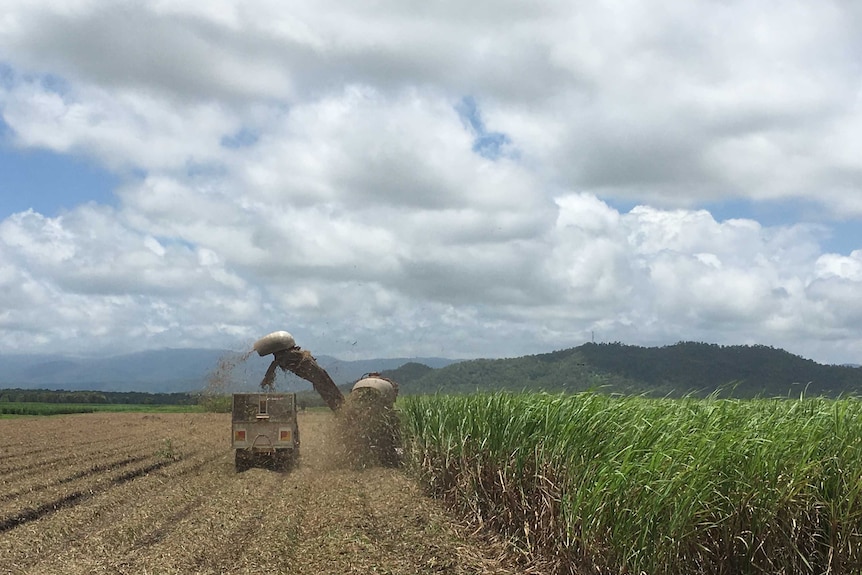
left=379, top=410, right=402, bottom=468
left=235, top=450, right=251, bottom=472
left=274, top=450, right=293, bottom=472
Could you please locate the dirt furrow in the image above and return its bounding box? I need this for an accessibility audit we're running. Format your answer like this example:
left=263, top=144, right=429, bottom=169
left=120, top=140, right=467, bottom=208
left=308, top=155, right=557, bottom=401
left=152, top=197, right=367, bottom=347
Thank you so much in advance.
left=0, top=458, right=175, bottom=532
left=0, top=456, right=227, bottom=573
left=20, top=461, right=229, bottom=574
left=0, top=435, right=156, bottom=477
left=0, top=448, right=222, bottom=528
left=0, top=411, right=525, bottom=575
left=0, top=452, right=154, bottom=503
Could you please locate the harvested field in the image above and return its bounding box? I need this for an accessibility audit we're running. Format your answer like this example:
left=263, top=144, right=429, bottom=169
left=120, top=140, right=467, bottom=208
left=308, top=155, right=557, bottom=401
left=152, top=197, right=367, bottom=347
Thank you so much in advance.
left=0, top=411, right=524, bottom=575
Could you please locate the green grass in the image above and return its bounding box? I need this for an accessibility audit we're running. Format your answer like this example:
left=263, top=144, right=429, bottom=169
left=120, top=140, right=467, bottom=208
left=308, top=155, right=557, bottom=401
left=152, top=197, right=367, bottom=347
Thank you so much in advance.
left=0, top=401, right=204, bottom=417
left=401, top=392, right=862, bottom=575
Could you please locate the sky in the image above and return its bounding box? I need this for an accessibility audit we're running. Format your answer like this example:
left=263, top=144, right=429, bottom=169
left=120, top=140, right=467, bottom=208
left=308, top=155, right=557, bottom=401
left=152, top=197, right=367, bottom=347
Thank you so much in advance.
left=1, top=1, right=862, bottom=365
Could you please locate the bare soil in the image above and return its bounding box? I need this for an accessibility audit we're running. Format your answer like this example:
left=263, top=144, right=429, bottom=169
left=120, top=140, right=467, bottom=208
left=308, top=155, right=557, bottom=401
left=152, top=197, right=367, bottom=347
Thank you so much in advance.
left=0, top=411, right=524, bottom=575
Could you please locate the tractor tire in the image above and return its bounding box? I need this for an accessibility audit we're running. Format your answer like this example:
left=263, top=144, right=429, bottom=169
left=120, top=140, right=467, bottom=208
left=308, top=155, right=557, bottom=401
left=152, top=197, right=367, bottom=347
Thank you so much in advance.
left=235, top=449, right=252, bottom=472
left=274, top=449, right=296, bottom=472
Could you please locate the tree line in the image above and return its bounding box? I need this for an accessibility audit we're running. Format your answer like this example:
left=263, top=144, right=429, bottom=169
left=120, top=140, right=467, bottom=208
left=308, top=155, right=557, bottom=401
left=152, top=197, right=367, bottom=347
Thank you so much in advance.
left=0, top=388, right=197, bottom=405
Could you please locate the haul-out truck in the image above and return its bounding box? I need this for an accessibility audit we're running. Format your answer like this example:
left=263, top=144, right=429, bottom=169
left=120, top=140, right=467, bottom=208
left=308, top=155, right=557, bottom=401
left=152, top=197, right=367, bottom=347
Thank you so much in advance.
left=231, top=392, right=300, bottom=472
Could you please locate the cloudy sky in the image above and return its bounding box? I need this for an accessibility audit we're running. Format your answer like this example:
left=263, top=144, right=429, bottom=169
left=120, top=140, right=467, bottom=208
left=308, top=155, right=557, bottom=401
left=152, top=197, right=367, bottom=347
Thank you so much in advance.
left=1, top=1, right=861, bottom=365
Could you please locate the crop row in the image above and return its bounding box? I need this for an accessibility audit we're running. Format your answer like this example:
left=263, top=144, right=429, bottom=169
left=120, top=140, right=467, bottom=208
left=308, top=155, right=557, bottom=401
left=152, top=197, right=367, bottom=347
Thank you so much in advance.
left=0, top=413, right=231, bottom=571
left=0, top=431, right=159, bottom=476
left=401, top=393, right=862, bottom=575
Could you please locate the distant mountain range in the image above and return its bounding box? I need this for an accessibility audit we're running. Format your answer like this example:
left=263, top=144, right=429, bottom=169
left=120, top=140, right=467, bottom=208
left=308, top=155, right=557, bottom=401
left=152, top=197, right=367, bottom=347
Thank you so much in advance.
left=0, top=349, right=456, bottom=393
left=2, top=341, right=860, bottom=398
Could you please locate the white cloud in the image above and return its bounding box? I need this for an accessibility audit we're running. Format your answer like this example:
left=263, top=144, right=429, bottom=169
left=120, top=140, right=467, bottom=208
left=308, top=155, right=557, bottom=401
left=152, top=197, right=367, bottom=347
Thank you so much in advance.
left=2, top=80, right=238, bottom=171
left=1, top=185, right=861, bottom=362
left=816, top=251, right=862, bottom=282
left=0, top=0, right=862, bottom=364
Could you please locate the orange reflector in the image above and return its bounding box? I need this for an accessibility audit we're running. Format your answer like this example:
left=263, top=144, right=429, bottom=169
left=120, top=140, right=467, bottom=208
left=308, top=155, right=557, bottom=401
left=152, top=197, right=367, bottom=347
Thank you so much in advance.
left=235, top=430, right=246, bottom=442
left=280, top=429, right=291, bottom=442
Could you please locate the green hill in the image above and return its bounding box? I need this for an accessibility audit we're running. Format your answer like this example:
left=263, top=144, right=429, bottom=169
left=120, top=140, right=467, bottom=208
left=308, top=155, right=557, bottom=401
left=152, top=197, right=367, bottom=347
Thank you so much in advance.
left=385, top=342, right=862, bottom=398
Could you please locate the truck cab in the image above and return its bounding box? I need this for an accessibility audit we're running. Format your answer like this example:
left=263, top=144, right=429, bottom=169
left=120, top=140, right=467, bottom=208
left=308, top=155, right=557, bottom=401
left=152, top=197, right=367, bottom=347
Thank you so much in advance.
left=231, top=392, right=300, bottom=472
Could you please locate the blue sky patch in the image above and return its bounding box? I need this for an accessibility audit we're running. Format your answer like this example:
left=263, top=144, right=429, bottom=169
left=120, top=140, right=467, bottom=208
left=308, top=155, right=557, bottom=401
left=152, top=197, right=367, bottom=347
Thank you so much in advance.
left=705, top=197, right=861, bottom=254
left=606, top=195, right=861, bottom=255
left=0, top=144, right=121, bottom=217
left=0, top=63, right=14, bottom=88
left=39, top=73, right=72, bottom=96
left=455, top=96, right=513, bottom=161
left=220, top=127, right=260, bottom=149
left=473, top=132, right=512, bottom=161
left=816, top=219, right=862, bottom=256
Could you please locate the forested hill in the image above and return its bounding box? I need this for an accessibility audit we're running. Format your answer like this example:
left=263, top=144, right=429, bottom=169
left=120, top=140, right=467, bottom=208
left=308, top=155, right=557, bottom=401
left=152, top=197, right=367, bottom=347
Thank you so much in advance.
left=384, top=342, right=862, bottom=398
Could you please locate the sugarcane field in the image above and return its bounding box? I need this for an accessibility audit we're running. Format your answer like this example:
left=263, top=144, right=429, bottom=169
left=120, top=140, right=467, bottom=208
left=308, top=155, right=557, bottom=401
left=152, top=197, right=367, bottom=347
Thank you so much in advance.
left=4, top=329, right=862, bottom=575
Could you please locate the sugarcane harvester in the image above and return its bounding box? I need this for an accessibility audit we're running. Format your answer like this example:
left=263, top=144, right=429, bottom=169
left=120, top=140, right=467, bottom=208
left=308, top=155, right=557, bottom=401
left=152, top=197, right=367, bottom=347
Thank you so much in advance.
left=255, top=331, right=345, bottom=411
left=231, top=331, right=401, bottom=471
